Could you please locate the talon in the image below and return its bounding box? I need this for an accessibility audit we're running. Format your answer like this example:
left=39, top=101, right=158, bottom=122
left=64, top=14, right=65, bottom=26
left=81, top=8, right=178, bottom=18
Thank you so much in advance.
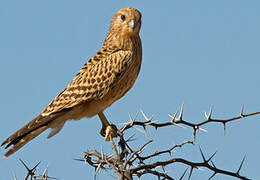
left=104, top=124, right=118, bottom=141
left=100, top=127, right=106, bottom=137
left=98, top=111, right=118, bottom=141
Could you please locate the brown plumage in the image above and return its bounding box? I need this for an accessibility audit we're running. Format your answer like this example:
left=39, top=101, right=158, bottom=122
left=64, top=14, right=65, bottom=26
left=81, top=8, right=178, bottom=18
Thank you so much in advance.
left=1, top=7, right=142, bottom=158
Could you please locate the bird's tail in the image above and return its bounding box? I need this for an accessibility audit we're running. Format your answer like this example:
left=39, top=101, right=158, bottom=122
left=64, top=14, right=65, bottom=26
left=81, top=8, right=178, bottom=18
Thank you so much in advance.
left=1, top=114, right=57, bottom=158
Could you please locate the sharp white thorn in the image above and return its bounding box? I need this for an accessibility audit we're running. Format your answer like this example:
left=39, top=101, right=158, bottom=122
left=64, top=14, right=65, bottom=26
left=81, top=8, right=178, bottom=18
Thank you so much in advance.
left=168, top=114, right=175, bottom=119
left=146, top=120, right=157, bottom=125
left=172, top=122, right=186, bottom=128
left=209, top=106, right=212, bottom=116
left=12, top=169, right=17, bottom=180
left=132, top=126, right=146, bottom=134
left=204, top=112, right=208, bottom=118
left=43, top=163, right=50, bottom=176
left=179, top=103, right=184, bottom=119
left=197, top=167, right=205, bottom=171
left=118, top=122, right=131, bottom=125
left=101, top=146, right=104, bottom=159
left=140, top=109, right=149, bottom=121
left=128, top=112, right=134, bottom=122
left=133, top=111, right=139, bottom=121
left=198, top=127, right=208, bottom=133
left=240, top=105, right=244, bottom=115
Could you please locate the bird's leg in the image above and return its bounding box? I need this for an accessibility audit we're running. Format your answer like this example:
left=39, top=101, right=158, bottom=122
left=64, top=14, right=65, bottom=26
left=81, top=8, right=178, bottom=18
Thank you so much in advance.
left=98, top=111, right=118, bottom=141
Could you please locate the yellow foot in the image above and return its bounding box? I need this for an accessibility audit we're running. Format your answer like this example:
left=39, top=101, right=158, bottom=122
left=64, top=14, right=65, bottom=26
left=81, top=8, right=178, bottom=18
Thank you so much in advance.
left=104, top=124, right=118, bottom=141
left=98, top=111, right=118, bottom=141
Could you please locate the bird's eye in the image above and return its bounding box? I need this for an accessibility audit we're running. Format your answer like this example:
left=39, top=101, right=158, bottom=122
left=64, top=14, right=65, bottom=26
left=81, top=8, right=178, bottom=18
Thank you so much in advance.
left=120, top=14, right=126, bottom=21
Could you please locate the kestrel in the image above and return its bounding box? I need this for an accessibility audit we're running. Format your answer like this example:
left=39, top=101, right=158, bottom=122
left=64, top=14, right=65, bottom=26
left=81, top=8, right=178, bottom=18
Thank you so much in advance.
left=1, top=7, right=142, bottom=158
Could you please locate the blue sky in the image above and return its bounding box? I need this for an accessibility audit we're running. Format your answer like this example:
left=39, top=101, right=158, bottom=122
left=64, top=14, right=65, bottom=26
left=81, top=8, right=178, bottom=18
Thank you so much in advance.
left=1, top=0, right=260, bottom=179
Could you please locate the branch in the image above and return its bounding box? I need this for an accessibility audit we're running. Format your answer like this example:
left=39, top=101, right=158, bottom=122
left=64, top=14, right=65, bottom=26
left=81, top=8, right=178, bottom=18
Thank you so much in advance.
left=78, top=106, right=258, bottom=179
left=18, top=159, right=57, bottom=180
left=120, top=105, right=260, bottom=142
left=130, top=147, right=249, bottom=180
left=136, top=141, right=193, bottom=162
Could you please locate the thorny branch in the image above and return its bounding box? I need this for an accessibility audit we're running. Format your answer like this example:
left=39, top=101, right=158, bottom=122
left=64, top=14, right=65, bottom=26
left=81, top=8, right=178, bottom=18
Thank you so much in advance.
left=130, top=147, right=249, bottom=180
left=78, top=105, right=260, bottom=179
left=79, top=137, right=249, bottom=179
left=14, top=159, right=58, bottom=180
left=120, top=104, right=260, bottom=142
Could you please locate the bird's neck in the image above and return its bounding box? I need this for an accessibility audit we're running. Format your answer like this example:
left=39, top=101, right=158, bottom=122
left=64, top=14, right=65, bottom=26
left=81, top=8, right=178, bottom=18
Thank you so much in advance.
left=103, top=32, right=141, bottom=52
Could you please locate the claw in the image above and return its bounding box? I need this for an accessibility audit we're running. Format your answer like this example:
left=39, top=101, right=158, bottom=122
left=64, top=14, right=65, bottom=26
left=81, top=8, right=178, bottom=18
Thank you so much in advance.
left=100, top=127, right=106, bottom=137
left=104, top=124, right=118, bottom=141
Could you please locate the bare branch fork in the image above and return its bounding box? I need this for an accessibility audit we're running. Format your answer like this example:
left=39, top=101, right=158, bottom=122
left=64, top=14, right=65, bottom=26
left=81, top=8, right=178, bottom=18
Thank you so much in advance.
left=76, top=139, right=193, bottom=180
left=15, top=159, right=58, bottom=180
left=78, top=137, right=249, bottom=179
left=130, top=146, right=249, bottom=180
left=77, top=105, right=260, bottom=179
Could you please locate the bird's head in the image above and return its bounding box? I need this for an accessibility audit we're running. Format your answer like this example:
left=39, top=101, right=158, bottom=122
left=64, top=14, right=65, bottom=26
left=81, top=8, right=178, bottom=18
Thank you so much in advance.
left=109, top=8, right=142, bottom=37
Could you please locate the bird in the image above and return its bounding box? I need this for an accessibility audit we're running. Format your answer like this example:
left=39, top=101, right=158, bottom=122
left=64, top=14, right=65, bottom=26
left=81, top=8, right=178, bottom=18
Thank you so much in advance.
left=1, top=7, right=142, bottom=158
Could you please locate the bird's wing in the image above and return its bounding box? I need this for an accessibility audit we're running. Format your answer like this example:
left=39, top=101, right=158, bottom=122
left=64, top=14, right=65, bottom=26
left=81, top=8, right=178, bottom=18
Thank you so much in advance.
left=1, top=50, right=133, bottom=157
left=41, top=50, right=133, bottom=116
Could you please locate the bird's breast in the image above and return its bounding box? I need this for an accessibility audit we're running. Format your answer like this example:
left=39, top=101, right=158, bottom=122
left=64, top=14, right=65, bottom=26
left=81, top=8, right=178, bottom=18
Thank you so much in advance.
left=100, top=51, right=142, bottom=110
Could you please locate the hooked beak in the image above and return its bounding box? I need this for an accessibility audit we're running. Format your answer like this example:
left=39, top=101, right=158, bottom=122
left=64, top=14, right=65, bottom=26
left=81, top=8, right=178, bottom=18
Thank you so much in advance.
left=128, top=20, right=135, bottom=29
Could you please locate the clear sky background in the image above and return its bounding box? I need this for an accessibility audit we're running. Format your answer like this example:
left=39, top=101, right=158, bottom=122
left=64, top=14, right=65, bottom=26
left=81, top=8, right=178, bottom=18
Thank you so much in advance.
left=0, top=0, right=260, bottom=179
